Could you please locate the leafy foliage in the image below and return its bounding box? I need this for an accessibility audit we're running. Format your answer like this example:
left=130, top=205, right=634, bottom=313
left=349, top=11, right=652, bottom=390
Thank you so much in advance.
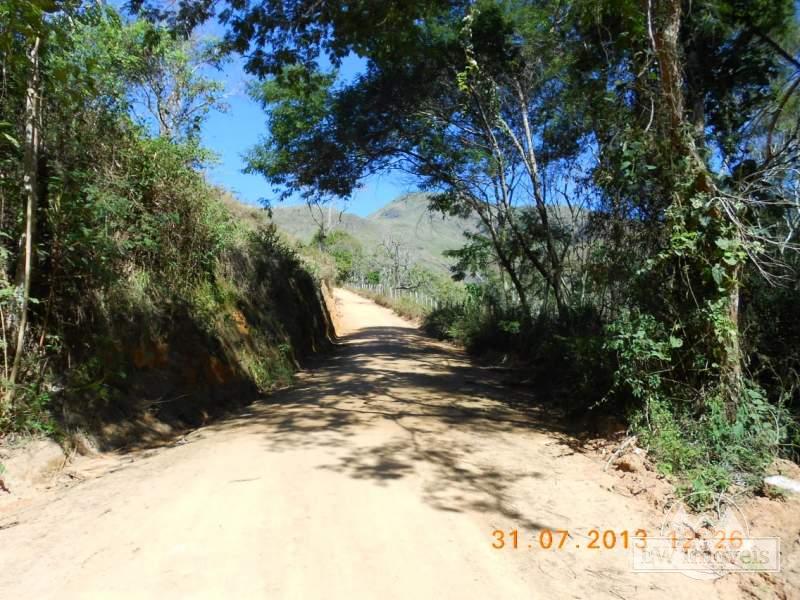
left=222, top=0, right=800, bottom=500
left=3, top=0, right=799, bottom=502
left=0, top=4, right=331, bottom=439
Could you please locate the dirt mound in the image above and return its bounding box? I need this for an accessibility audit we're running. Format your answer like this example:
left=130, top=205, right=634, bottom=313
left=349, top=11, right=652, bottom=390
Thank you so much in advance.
left=0, top=439, right=66, bottom=498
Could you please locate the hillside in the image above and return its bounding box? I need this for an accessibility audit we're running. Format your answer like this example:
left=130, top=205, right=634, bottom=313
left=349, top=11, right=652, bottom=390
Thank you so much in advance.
left=264, top=193, right=478, bottom=273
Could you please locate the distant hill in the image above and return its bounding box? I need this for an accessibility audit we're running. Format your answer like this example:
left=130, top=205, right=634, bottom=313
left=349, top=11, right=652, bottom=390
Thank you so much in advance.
left=257, top=193, right=478, bottom=273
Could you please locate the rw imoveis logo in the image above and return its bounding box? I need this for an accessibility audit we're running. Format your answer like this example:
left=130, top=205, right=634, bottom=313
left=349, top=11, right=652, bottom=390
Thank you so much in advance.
left=632, top=493, right=780, bottom=580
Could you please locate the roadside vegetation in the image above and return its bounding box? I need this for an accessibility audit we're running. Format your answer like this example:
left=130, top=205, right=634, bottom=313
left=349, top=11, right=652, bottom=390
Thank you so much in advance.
left=0, top=5, right=332, bottom=445
left=291, top=224, right=467, bottom=322
left=217, top=0, right=800, bottom=504
left=3, top=0, right=799, bottom=506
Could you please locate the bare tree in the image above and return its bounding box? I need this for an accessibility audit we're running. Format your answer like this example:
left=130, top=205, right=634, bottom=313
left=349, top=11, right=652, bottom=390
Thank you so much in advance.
left=402, top=8, right=589, bottom=321
left=5, top=34, right=40, bottom=408
left=129, top=30, right=228, bottom=142
left=377, top=238, right=412, bottom=289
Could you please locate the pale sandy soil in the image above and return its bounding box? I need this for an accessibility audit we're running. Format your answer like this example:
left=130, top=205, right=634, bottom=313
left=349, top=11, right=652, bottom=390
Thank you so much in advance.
left=0, top=288, right=796, bottom=599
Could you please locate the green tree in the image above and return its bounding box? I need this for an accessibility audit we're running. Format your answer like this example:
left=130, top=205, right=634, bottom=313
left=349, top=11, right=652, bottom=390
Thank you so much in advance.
left=0, top=3, right=235, bottom=423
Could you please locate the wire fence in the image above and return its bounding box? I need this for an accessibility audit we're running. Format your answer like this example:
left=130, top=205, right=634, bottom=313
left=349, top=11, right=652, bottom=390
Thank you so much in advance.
left=349, top=279, right=563, bottom=323
left=347, top=280, right=529, bottom=319
left=347, top=281, right=441, bottom=310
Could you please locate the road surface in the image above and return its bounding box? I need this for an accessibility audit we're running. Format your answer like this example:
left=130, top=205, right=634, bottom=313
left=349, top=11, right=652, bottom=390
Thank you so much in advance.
left=0, top=288, right=731, bottom=598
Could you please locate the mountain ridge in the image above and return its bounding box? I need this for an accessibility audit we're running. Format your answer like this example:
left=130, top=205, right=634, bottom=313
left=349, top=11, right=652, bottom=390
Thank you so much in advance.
left=263, top=193, right=477, bottom=273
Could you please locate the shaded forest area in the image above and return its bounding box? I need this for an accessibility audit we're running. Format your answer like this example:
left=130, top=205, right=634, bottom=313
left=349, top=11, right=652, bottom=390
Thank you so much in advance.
left=0, top=4, right=334, bottom=447
left=2, top=0, right=800, bottom=504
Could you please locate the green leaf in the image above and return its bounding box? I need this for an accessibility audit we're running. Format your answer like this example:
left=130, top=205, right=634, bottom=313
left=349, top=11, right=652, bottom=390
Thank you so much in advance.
left=711, top=264, right=724, bottom=286
left=1, top=132, right=19, bottom=148
left=715, top=238, right=733, bottom=250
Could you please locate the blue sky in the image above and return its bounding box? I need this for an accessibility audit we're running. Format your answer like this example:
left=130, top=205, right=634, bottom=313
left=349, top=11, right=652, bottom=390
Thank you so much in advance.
left=198, top=52, right=413, bottom=217
left=111, top=0, right=415, bottom=217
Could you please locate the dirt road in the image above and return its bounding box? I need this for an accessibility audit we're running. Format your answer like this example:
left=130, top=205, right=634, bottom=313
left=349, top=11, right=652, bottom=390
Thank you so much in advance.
left=0, top=289, right=743, bottom=598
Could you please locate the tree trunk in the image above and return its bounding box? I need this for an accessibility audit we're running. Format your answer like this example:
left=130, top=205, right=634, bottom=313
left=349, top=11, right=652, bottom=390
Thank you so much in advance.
left=496, top=250, right=532, bottom=323
left=485, top=224, right=533, bottom=323
left=4, top=36, right=40, bottom=409
left=512, top=82, right=570, bottom=321
left=652, top=0, right=742, bottom=408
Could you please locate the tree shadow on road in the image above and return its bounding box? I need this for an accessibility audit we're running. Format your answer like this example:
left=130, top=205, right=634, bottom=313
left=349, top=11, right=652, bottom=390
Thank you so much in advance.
left=200, top=324, right=578, bottom=530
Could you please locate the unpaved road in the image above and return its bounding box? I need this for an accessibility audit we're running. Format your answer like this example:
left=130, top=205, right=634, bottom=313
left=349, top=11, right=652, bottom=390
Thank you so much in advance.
left=0, top=289, right=751, bottom=598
